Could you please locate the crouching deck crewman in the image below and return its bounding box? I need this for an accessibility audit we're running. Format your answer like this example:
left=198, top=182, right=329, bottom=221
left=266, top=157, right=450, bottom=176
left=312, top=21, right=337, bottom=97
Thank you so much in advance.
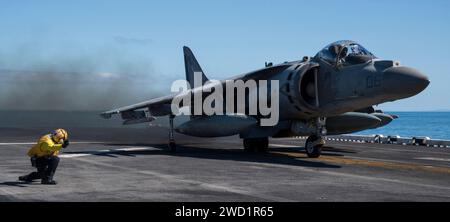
left=19, top=129, right=70, bottom=185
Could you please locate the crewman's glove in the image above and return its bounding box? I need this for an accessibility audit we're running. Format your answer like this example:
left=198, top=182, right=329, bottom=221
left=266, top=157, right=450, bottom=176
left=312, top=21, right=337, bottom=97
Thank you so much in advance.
left=30, top=156, right=37, bottom=167
left=62, top=139, right=70, bottom=148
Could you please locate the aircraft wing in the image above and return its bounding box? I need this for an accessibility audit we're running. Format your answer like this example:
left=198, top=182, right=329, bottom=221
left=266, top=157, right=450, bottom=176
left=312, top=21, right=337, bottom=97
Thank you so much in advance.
left=100, top=94, right=175, bottom=122
left=100, top=58, right=293, bottom=124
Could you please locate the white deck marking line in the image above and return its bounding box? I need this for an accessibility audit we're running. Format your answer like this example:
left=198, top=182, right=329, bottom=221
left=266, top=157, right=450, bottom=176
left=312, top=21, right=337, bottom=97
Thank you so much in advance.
left=59, top=147, right=154, bottom=158
left=59, top=153, right=92, bottom=158
left=0, top=142, right=107, bottom=145
left=0, top=143, right=36, bottom=145
left=416, top=157, right=450, bottom=162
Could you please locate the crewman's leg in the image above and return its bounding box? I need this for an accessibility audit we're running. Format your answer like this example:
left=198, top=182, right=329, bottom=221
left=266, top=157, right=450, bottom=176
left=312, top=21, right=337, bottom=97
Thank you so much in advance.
left=36, top=157, right=48, bottom=179
left=42, top=156, right=59, bottom=185
left=18, top=157, right=48, bottom=182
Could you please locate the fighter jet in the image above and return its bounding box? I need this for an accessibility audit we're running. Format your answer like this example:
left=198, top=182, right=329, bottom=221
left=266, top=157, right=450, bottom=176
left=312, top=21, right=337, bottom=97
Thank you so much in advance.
left=101, top=40, right=429, bottom=158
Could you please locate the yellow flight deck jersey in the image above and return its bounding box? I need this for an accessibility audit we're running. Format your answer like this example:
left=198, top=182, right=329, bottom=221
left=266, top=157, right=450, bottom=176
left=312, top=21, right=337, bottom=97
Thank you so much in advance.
left=27, top=134, right=63, bottom=158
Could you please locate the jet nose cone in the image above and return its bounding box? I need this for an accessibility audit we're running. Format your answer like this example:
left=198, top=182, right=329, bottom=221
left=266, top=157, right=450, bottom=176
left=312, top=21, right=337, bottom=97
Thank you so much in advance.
left=383, top=66, right=429, bottom=99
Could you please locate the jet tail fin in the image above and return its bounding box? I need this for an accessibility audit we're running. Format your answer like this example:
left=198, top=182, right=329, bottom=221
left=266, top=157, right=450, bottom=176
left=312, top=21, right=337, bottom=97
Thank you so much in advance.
left=183, top=46, right=209, bottom=87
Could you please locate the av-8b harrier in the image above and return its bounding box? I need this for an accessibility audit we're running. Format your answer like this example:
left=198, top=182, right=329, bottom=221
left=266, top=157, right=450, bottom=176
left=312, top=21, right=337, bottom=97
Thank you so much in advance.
left=101, top=40, right=429, bottom=158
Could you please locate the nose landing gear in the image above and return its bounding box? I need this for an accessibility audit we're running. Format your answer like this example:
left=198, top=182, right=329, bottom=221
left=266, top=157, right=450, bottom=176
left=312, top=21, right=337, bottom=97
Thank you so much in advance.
left=305, top=117, right=326, bottom=158
left=305, top=135, right=325, bottom=158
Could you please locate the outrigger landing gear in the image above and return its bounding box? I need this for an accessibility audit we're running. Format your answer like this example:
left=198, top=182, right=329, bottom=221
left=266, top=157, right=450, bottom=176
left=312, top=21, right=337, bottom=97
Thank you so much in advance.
left=168, top=115, right=176, bottom=152
left=305, top=117, right=327, bottom=158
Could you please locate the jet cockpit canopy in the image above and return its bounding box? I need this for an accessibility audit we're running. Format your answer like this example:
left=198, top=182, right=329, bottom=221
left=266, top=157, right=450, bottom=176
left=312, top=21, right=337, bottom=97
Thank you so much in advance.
left=315, top=40, right=376, bottom=67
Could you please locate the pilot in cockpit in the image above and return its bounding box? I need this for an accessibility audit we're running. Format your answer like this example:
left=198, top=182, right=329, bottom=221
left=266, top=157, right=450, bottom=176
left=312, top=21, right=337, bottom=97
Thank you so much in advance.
left=317, top=41, right=377, bottom=67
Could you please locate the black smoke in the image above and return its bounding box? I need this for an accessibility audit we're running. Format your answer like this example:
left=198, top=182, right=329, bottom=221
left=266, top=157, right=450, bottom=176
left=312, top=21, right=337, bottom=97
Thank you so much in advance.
left=0, top=43, right=171, bottom=111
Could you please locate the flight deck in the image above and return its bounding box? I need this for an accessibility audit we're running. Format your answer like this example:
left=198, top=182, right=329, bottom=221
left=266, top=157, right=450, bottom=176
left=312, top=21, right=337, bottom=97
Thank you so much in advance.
left=1, top=125, right=449, bottom=202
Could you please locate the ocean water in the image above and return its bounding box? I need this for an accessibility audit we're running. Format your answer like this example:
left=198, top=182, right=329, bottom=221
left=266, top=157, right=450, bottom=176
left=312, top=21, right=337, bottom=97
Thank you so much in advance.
left=358, top=112, right=450, bottom=140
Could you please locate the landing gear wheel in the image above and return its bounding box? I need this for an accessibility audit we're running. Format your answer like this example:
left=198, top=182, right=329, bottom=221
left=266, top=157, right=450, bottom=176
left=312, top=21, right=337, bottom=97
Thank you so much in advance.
left=256, top=137, right=269, bottom=152
left=243, top=139, right=254, bottom=152
left=243, top=138, right=269, bottom=153
left=305, top=135, right=324, bottom=158
left=168, top=140, right=177, bottom=152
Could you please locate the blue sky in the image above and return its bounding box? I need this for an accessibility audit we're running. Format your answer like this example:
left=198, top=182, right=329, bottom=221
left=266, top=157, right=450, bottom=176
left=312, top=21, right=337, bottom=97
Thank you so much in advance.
left=0, top=0, right=449, bottom=111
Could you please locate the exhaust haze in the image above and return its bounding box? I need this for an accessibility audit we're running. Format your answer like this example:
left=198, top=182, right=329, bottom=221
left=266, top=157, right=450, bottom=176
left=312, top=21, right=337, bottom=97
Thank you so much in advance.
left=0, top=42, right=170, bottom=111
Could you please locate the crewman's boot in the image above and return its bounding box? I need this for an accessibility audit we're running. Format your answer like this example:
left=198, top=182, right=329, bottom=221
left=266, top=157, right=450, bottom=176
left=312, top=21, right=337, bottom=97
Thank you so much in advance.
left=41, top=178, right=57, bottom=185
left=18, top=175, right=32, bottom=182
left=19, top=172, right=40, bottom=183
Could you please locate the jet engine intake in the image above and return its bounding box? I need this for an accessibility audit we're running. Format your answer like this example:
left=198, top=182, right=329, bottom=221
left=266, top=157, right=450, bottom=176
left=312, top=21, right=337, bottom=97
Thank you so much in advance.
left=283, top=64, right=321, bottom=116
left=299, top=68, right=318, bottom=107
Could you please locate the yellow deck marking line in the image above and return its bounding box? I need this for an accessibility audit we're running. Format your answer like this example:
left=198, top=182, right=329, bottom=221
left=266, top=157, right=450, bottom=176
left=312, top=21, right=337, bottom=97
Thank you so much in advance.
left=271, top=151, right=450, bottom=174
